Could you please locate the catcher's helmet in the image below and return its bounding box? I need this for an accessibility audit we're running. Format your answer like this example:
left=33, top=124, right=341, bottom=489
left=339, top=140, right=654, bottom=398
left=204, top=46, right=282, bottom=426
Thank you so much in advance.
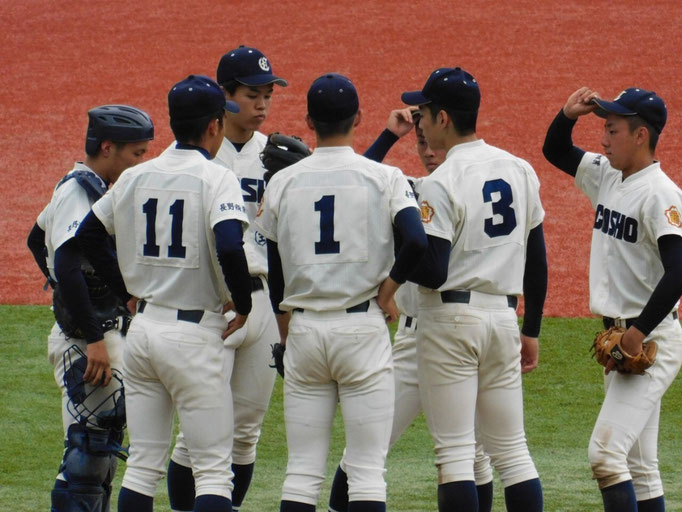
left=85, top=104, right=154, bottom=156
left=63, top=345, right=126, bottom=432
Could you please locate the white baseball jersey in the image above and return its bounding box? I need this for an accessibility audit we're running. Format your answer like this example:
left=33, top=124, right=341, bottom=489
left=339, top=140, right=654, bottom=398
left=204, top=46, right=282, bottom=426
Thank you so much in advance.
left=92, top=148, right=248, bottom=313
left=575, top=153, right=682, bottom=318
left=419, top=139, right=545, bottom=295
left=255, top=146, right=418, bottom=311
left=36, top=163, right=103, bottom=280
left=213, top=132, right=269, bottom=277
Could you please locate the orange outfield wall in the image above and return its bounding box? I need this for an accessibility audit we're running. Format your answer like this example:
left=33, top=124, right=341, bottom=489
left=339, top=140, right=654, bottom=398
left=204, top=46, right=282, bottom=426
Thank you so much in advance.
left=2, top=0, right=681, bottom=317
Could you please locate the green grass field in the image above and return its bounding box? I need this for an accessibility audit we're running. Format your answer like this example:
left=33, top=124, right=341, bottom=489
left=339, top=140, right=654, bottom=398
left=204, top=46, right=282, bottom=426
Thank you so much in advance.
left=1, top=306, right=680, bottom=511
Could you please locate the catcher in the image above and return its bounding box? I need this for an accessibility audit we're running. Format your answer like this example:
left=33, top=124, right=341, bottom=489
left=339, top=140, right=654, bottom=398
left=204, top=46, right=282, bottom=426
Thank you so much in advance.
left=26, top=104, right=153, bottom=512
left=544, top=86, right=682, bottom=512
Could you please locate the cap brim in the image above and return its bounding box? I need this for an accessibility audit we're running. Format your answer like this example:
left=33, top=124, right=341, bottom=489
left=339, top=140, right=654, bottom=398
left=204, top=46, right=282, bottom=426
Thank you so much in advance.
left=224, top=100, right=240, bottom=114
left=591, top=98, right=636, bottom=118
left=236, top=75, right=289, bottom=87
left=401, top=90, right=430, bottom=106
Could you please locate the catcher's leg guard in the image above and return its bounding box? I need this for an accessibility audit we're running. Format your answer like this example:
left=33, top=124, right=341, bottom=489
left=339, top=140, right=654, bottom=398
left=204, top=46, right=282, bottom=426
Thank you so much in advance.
left=50, top=424, right=120, bottom=512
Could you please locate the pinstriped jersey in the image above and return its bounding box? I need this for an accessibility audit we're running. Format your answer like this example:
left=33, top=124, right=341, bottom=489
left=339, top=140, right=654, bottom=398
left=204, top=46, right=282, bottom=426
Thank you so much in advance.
left=92, top=149, right=248, bottom=313
left=576, top=153, right=682, bottom=318
left=418, top=139, right=544, bottom=296
left=255, top=146, right=419, bottom=312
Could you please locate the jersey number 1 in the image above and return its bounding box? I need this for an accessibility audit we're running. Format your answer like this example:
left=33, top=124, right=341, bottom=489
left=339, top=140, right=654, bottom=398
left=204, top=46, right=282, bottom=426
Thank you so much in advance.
left=314, top=195, right=340, bottom=254
left=142, top=198, right=186, bottom=258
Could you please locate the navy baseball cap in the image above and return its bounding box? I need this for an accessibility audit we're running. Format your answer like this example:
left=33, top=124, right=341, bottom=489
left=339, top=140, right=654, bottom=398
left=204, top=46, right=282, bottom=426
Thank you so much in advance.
left=402, top=67, right=480, bottom=112
left=168, top=75, right=239, bottom=121
left=592, top=88, right=667, bottom=133
left=307, top=73, right=359, bottom=122
left=216, top=46, right=288, bottom=87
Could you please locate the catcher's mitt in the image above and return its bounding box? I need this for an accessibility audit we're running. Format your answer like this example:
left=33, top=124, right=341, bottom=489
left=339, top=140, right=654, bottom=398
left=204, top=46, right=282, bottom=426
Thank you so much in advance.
left=591, top=327, right=658, bottom=374
left=270, top=342, right=286, bottom=378
left=260, top=133, right=311, bottom=182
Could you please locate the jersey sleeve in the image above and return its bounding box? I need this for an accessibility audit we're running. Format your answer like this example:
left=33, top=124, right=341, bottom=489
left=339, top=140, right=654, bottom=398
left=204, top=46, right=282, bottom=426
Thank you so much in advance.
left=641, top=181, right=682, bottom=242
left=91, top=187, right=116, bottom=235
left=210, top=170, right=249, bottom=230
left=388, top=167, right=420, bottom=219
left=418, top=173, right=455, bottom=242
left=575, top=151, right=608, bottom=208
left=50, top=180, right=95, bottom=250
left=524, top=163, right=546, bottom=230
left=36, top=204, right=48, bottom=230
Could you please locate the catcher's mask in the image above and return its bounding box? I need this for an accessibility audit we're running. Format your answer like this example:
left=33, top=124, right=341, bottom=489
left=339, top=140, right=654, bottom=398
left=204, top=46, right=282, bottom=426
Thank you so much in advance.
left=62, top=345, right=126, bottom=431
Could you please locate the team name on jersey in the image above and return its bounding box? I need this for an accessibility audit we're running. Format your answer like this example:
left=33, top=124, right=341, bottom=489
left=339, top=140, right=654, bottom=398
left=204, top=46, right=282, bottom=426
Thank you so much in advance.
left=241, top=177, right=265, bottom=203
left=593, top=204, right=638, bottom=242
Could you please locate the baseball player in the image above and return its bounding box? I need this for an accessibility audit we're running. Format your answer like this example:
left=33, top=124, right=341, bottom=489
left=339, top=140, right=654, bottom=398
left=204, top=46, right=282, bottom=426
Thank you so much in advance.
left=402, top=67, right=548, bottom=512
left=165, top=46, right=288, bottom=512
left=328, top=109, right=495, bottom=512
left=543, top=87, right=682, bottom=512
left=26, top=104, right=153, bottom=512
left=255, top=73, right=427, bottom=512
left=74, top=74, right=253, bottom=512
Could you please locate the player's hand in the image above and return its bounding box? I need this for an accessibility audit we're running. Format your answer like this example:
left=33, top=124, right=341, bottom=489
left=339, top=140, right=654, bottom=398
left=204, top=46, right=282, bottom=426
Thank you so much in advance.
left=127, top=296, right=139, bottom=315
left=223, top=313, right=247, bottom=339
left=377, top=277, right=400, bottom=323
left=520, top=334, right=539, bottom=374
left=386, top=107, right=419, bottom=138
left=605, top=326, right=645, bottom=375
left=563, top=87, right=600, bottom=120
left=84, top=340, right=111, bottom=386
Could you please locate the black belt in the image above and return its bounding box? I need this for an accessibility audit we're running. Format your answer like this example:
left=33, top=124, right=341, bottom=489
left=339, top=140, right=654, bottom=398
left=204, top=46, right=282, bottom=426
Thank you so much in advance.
left=251, top=276, right=265, bottom=292
left=137, top=300, right=205, bottom=324
left=294, top=300, right=370, bottom=314
left=440, top=290, right=518, bottom=309
left=603, top=311, right=678, bottom=330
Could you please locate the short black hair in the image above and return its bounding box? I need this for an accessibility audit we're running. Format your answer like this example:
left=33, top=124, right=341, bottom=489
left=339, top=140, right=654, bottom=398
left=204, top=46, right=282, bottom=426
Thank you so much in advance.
left=170, top=109, right=224, bottom=145
left=219, top=79, right=241, bottom=96
left=626, top=115, right=659, bottom=152
left=310, top=113, right=357, bottom=138
left=425, top=102, right=477, bottom=136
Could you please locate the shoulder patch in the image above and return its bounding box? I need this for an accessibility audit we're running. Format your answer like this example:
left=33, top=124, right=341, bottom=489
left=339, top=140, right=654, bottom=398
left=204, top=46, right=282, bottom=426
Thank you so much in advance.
left=420, top=201, right=434, bottom=223
left=664, top=205, right=682, bottom=227
left=592, top=155, right=602, bottom=166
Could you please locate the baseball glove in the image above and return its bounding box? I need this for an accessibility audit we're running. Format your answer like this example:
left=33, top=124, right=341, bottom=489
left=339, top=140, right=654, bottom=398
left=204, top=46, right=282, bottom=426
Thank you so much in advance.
left=591, top=327, right=658, bottom=374
left=270, top=343, right=285, bottom=378
left=260, top=133, right=311, bottom=182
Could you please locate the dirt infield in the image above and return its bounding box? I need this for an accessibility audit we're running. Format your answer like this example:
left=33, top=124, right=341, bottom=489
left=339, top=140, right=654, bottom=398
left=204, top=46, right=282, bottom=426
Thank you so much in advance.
left=3, top=0, right=681, bottom=316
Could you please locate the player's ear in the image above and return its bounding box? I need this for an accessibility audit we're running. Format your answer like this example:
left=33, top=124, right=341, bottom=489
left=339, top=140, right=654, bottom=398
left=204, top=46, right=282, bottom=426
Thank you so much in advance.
left=437, top=109, right=449, bottom=130
left=305, top=114, right=315, bottom=131
left=353, top=109, right=362, bottom=128
left=634, top=125, right=650, bottom=149
left=99, top=140, right=114, bottom=158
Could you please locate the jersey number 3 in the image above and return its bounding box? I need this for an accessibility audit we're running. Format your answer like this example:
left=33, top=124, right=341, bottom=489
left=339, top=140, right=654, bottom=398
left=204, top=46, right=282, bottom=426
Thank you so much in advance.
left=482, top=179, right=517, bottom=238
left=142, top=198, right=186, bottom=258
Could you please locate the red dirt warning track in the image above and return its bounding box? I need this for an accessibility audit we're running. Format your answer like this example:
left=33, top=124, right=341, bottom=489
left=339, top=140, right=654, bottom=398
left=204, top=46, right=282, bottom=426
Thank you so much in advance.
left=2, top=0, right=681, bottom=317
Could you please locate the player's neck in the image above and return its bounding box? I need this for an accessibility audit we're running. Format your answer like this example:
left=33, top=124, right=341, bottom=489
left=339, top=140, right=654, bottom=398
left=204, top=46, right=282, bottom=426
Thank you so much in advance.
left=620, top=153, right=655, bottom=180
left=443, top=132, right=478, bottom=153
left=315, top=133, right=353, bottom=148
left=84, top=156, right=111, bottom=183
left=224, top=122, right=254, bottom=144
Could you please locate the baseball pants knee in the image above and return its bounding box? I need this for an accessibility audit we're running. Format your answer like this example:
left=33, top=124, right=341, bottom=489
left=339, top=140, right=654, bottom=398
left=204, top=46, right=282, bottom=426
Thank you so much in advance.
left=588, top=318, right=682, bottom=495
